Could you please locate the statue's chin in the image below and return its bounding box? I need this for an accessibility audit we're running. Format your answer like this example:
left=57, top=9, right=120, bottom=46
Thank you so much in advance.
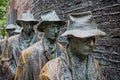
left=48, top=36, right=56, bottom=41
left=81, top=51, right=92, bottom=56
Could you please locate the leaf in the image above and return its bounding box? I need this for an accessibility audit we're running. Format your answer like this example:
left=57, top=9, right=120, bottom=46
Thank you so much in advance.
left=0, top=0, right=8, bottom=37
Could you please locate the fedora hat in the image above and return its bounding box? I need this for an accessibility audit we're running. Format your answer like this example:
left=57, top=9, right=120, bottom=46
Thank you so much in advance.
left=6, top=24, right=16, bottom=30
left=16, top=11, right=39, bottom=27
left=37, top=10, right=66, bottom=32
left=13, top=25, right=22, bottom=34
left=61, top=11, right=106, bottom=38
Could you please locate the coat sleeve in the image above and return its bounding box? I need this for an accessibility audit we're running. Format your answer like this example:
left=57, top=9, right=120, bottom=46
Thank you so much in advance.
left=39, top=58, right=62, bottom=80
left=14, top=52, right=28, bottom=80
left=39, top=63, right=54, bottom=80
left=39, top=75, right=51, bottom=80
left=1, top=40, right=16, bottom=80
left=15, top=42, right=49, bottom=80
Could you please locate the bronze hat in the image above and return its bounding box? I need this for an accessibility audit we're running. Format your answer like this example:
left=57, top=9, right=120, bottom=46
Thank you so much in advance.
left=61, top=11, right=106, bottom=38
left=37, top=10, right=66, bottom=32
left=16, top=11, right=39, bottom=27
left=6, top=24, right=16, bottom=30
left=13, top=25, right=22, bottom=34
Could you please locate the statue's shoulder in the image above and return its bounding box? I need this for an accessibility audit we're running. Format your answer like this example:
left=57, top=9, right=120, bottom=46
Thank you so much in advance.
left=22, top=40, right=43, bottom=54
left=20, top=40, right=44, bottom=62
left=40, top=56, right=72, bottom=80
left=40, top=57, right=61, bottom=80
left=41, top=57, right=61, bottom=71
left=25, top=40, right=43, bottom=50
left=0, top=38, right=6, bottom=43
left=0, top=38, right=7, bottom=46
left=7, top=34, right=20, bottom=43
left=56, top=42, right=65, bottom=51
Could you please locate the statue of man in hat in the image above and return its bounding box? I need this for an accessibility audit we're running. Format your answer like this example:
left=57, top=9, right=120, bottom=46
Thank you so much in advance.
left=13, top=25, right=22, bottom=35
left=0, top=38, right=7, bottom=80
left=0, top=24, right=16, bottom=62
left=14, top=10, right=66, bottom=80
left=0, top=24, right=17, bottom=80
left=1, top=11, right=39, bottom=80
left=6, top=24, right=16, bottom=37
left=39, top=11, right=106, bottom=80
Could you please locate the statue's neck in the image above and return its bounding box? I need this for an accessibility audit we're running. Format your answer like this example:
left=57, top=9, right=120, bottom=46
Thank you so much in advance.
left=42, top=37, right=57, bottom=52
left=22, top=31, right=34, bottom=40
left=44, top=36, right=56, bottom=45
left=68, top=46, right=88, bottom=61
left=67, top=47, right=94, bottom=80
left=65, top=45, right=100, bottom=80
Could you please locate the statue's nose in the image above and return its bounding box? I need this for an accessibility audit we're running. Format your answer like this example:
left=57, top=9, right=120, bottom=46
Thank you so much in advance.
left=54, top=27, right=58, bottom=34
left=28, top=25, right=31, bottom=29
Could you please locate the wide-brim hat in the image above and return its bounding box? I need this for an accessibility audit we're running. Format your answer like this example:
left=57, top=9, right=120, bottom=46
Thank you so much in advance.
left=37, top=10, right=66, bottom=32
left=61, top=28, right=106, bottom=38
left=61, top=11, right=106, bottom=38
left=6, top=24, right=16, bottom=30
left=14, top=29, right=22, bottom=34
left=16, top=11, right=39, bottom=27
left=13, top=25, right=22, bottom=34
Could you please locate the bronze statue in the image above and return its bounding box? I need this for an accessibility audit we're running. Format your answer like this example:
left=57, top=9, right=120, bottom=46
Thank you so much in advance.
left=13, top=25, right=22, bottom=35
left=0, top=24, right=17, bottom=80
left=39, top=11, right=106, bottom=80
left=1, top=11, right=39, bottom=80
left=0, top=38, right=7, bottom=80
left=6, top=24, right=16, bottom=37
left=14, top=10, right=66, bottom=80
left=0, top=24, right=17, bottom=57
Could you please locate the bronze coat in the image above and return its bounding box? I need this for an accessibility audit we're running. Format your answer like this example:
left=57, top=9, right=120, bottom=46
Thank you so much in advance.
left=39, top=48, right=105, bottom=80
left=14, top=37, right=64, bottom=80
left=0, top=39, right=7, bottom=80
left=1, top=33, right=38, bottom=80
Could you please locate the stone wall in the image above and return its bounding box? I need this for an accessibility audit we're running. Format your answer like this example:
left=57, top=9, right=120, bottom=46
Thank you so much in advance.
left=6, top=0, right=31, bottom=25
left=14, top=0, right=31, bottom=19
left=31, top=0, right=120, bottom=80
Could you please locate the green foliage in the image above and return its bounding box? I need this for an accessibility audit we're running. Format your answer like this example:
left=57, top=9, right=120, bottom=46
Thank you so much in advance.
left=0, top=0, right=8, bottom=38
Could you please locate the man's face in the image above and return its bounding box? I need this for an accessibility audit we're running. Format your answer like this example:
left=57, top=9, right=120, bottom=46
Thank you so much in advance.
left=45, top=24, right=60, bottom=41
left=7, top=29, right=15, bottom=37
left=68, top=36, right=95, bottom=56
left=21, top=22, right=34, bottom=35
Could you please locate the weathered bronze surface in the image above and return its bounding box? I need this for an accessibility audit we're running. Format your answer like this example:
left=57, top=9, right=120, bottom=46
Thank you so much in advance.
left=0, top=38, right=8, bottom=80
left=39, top=11, right=105, bottom=80
left=0, top=24, right=18, bottom=80
left=13, top=25, right=22, bottom=35
left=1, top=11, right=39, bottom=80
left=14, top=10, right=65, bottom=80
left=6, top=24, right=16, bottom=37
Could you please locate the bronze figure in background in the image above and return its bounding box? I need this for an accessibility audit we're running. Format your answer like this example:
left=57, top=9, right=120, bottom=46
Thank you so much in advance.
left=1, top=11, right=39, bottom=80
left=0, top=24, right=17, bottom=80
left=13, top=25, right=22, bottom=35
left=6, top=24, right=16, bottom=37
left=14, top=10, right=66, bottom=80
